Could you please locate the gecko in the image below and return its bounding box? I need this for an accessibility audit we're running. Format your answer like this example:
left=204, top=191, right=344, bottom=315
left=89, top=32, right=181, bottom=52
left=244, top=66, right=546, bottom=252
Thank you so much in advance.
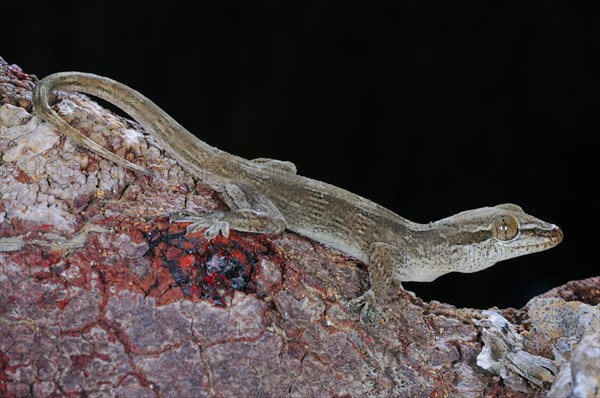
left=32, top=72, right=563, bottom=323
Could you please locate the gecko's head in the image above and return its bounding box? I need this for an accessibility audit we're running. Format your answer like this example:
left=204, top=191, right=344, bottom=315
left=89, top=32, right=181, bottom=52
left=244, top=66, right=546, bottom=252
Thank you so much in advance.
left=432, top=203, right=563, bottom=275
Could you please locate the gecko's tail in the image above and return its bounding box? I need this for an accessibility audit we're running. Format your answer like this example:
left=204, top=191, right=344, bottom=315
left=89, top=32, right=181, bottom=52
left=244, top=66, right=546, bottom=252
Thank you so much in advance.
left=33, top=72, right=218, bottom=178
left=33, top=72, right=157, bottom=176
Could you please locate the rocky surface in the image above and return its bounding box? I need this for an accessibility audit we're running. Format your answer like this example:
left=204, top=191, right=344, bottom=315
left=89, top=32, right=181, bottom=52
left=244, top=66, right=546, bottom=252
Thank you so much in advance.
left=1, top=56, right=598, bottom=397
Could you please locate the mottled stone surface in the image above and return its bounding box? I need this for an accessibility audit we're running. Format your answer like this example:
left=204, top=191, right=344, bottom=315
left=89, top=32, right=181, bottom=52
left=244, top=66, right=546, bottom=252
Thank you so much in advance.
left=1, top=57, right=598, bottom=397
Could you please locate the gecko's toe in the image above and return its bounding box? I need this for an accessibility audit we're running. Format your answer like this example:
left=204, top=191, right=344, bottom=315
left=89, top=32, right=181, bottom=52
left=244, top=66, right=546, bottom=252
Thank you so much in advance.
left=359, top=305, right=387, bottom=324
left=203, top=221, right=230, bottom=240
left=348, top=292, right=370, bottom=311
left=170, top=211, right=199, bottom=223
left=185, top=223, right=205, bottom=235
left=349, top=290, right=387, bottom=324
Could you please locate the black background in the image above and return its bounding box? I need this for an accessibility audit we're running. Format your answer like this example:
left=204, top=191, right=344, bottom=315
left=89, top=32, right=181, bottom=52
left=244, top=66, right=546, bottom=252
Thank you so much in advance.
left=3, top=2, right=597, bottom=309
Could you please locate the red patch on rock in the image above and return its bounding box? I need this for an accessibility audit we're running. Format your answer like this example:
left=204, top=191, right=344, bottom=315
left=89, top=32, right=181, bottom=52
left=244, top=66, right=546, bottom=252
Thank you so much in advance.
left=141, top=220, right=279, bottom=306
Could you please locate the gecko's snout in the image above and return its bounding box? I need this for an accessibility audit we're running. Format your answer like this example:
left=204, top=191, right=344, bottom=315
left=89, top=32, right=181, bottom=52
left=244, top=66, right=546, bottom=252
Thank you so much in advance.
left=551, top=225, right=563, bottom=245
left=540, top=224, right=563, bottom=247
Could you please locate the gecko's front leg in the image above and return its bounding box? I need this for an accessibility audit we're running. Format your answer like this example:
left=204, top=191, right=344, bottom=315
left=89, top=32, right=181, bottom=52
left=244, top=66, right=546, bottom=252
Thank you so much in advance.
left=349, top=242, right=407, bottom=324
left=171, top=183, right=287, bottom=240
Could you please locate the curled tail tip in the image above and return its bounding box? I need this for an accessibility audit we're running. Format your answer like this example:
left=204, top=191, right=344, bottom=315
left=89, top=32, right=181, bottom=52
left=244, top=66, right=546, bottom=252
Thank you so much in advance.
left=128, top=162, right=157, bottom=178
left=142, top=167, right=159, bottom=179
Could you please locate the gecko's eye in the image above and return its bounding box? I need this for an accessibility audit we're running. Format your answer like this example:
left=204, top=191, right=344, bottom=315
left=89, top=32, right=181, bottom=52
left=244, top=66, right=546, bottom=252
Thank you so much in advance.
left=491, top=215, right=519, bottom=241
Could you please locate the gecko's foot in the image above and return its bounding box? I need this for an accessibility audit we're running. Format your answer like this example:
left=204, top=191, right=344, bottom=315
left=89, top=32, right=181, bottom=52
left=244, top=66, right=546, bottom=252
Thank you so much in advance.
left=170, top=212, right=230, bottom=240
left=348, top=290, right=387, bottom=324
left=203, top=221, right=230, bottom=240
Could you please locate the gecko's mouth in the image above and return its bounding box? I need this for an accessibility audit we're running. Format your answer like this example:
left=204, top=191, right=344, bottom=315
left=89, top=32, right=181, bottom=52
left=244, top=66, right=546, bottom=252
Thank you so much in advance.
left=526, top=224, right=563, bottom=250
left=550, top=225, right=564, bottom=245
left=540, top=224, right=563, bottom=246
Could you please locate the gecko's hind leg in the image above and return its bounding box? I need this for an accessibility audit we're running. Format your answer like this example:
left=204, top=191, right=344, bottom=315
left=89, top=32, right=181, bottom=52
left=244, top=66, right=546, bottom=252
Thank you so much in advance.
left=171, top=183, right=287, bottom=240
